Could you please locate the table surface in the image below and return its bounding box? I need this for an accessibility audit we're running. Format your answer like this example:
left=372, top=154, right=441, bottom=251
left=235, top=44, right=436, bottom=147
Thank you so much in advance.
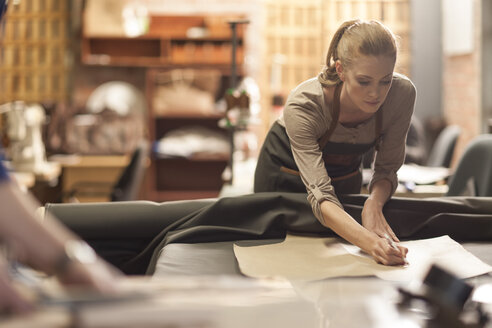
left=2, top=239, right=491, bottom=328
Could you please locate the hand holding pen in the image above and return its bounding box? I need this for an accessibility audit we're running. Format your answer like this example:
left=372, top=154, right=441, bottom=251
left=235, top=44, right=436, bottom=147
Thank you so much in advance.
left=366, top=232, right=409, bottom=266
left=384, top=233, right=409, bottom=266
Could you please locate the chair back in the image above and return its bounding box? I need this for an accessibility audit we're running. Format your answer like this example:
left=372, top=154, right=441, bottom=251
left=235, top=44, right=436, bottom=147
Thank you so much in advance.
left=426, top=125, right=461, bottom=167
left=111, top=140, right=149, bottom=201
left=446, top=134, right=492, bottom=196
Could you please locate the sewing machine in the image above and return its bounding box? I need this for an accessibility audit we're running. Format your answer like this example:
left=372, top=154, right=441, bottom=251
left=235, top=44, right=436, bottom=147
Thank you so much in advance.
left=1, top=101, right=59, bottom=178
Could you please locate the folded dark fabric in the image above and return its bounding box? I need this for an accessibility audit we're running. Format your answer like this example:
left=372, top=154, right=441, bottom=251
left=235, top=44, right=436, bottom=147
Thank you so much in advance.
left=45, top=193, right=492, bottom=275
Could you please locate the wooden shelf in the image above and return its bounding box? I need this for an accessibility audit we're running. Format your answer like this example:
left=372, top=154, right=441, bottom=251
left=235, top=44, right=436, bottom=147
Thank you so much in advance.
left=152, top=115, right=226, bottom=140
left=152, top=112, right=225, bottom=119
left=146, top=15, right=245, bottom=39
left=81, top=15, right=246, bottom=68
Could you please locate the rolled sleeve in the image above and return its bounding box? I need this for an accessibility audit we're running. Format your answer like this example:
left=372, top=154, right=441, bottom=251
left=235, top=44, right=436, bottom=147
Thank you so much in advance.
left=309, top=184, right=325, bottom=201
left=283, top=82, right=343, bottom=223
left=368, top=171, right=398, bottom=195
left=306, top=183, right=343, bottom=221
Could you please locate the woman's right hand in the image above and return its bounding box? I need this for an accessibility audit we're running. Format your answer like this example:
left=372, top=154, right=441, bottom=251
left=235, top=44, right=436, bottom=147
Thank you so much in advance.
left=368, top=235, right=408, bottom=266
left=318, top=200, right=408, bottom=266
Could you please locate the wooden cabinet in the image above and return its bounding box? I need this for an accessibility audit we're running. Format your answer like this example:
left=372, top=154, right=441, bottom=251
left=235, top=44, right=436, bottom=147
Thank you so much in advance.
left=81, top=14, right=246, bottom=201
left=145, top=112, right=229, bottom=202
left=144, top=66, right=231, bottom=201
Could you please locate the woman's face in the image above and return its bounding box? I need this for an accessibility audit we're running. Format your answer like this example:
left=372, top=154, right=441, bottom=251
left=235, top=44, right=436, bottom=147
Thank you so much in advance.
left=337, top=55, right=395, bottom=114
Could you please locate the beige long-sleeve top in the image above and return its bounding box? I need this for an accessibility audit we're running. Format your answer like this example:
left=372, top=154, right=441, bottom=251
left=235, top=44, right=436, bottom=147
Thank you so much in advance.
left=277, top=73, right=416, bottom=222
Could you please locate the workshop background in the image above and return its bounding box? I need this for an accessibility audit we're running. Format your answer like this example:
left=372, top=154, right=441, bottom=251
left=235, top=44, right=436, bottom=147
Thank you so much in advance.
left=0, top=0, right=490, bottom=204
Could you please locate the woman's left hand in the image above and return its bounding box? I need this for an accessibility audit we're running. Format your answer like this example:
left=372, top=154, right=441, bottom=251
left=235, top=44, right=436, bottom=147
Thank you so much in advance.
left=362, top=198, right=399, bottom=242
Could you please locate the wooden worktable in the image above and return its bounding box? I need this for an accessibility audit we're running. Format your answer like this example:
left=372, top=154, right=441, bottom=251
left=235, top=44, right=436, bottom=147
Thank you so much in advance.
left=50, top=155, right=129, bottom=203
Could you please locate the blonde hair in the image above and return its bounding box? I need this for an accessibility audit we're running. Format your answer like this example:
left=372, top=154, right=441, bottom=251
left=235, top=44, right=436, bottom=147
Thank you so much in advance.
left=318, top=19, right=398, bottom=87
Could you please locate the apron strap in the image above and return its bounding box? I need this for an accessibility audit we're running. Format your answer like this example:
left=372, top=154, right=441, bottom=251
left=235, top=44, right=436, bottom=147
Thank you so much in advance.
left=375, top=104, right=384, bottom=151
left=319, top=82, right=342, bottom=149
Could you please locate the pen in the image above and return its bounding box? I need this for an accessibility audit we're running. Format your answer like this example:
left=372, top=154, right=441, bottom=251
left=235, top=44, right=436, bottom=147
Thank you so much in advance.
left=384, top=233, right=409, bottom=265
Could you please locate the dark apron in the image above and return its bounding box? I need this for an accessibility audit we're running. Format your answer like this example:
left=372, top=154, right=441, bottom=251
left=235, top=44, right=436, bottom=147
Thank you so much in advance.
left=254, top=83, right=383, bottom=196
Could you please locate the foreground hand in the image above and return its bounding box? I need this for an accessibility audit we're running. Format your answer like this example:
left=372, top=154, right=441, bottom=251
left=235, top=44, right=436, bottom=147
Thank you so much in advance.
left=369, top=235, right=408, bottom=266
left=362, top=198, right=399, bottom=242
left=57, top=257, right=121, bottom=294
left=0, top=257, right=33, bottom=314
left=53, top=241, right=121, bottom=294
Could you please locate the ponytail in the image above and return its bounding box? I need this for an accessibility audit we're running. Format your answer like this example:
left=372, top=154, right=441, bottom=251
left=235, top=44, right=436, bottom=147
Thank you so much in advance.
left=318, top=20, right=358, bottom=87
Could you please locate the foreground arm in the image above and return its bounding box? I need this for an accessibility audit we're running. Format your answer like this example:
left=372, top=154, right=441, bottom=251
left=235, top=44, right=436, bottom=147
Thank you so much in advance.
left=0, top=180, right=119, bottom=313
left=320, top=199, right=407, bottom=265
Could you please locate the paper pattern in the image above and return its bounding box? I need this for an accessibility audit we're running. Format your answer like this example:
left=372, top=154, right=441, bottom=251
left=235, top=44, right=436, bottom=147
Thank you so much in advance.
left=233, top=235, right=492, bottom=282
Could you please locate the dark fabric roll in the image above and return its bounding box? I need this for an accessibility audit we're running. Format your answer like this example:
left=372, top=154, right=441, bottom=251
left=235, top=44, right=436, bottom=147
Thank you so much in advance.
left=46, top=193, right=492, bottom=275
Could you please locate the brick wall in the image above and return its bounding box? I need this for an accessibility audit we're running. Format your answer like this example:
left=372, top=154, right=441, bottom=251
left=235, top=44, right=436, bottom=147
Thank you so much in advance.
left=442, top=0, right=482, bottom=166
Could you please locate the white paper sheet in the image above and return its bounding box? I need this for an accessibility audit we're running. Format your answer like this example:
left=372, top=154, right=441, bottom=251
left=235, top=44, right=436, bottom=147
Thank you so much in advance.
left=397, top=164, right=450, bottom=185
left=233, top=235, right=492, bottom=282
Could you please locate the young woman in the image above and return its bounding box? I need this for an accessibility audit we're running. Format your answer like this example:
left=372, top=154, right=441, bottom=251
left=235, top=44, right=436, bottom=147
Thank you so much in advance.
left=254, top=19, right=414, bottom=265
